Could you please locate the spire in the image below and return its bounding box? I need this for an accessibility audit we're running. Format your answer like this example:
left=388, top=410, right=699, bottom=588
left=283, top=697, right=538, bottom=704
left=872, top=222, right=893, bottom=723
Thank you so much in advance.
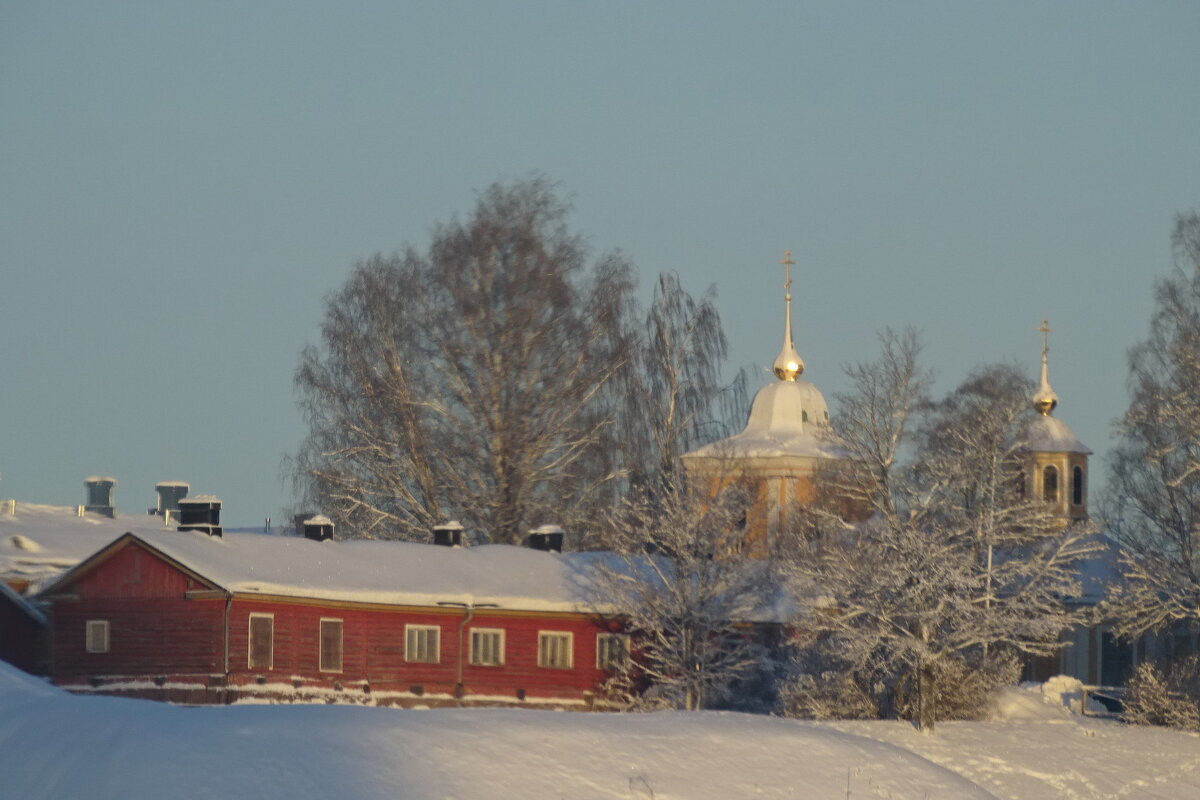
left=1033, top=318, right=1059, bottom=415
left=772, top=251, right=805, bottom=381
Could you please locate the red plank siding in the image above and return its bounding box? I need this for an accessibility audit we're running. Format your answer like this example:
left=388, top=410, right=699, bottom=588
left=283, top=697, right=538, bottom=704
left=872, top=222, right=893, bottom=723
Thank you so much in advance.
left=52, top=597, right=225, bottom=680
left=72, top=543, right=200, bottom=600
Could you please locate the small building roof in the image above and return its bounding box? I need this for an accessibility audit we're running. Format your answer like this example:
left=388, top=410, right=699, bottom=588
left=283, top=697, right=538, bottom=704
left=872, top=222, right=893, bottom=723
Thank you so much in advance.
left=0, top=503, right=173, bottom=592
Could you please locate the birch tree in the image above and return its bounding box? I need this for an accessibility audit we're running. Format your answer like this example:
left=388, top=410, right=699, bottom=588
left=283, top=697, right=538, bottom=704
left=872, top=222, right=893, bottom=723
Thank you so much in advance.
left=1106, top=211, right=1200, bottom=637
left=788, top=333, right=1097, bottom=731
left=620, top=272, right=748, bottom=490
left=291, top=179, right=636, bottom=543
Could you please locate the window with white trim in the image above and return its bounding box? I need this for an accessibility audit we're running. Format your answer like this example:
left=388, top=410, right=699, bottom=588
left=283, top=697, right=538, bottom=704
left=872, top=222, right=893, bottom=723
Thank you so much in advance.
left=405, top=624, right=441, bottom=663
left=538, top=631, right=573, bottom=669
left=248, top=613, right=274, bottom=670
left=469, top=628, right=504, bottom=666
left=596, top=633, right=630, bottom=671
left=85, top=620, right=110, bottom=654
left=319, top=618, right=343, bottom=672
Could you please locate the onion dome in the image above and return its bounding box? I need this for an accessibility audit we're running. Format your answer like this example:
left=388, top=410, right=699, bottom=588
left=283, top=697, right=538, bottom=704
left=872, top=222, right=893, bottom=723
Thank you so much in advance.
left=683, top=251, right=839, bottom=461
left=1032, top=319, right=1059, bottom=416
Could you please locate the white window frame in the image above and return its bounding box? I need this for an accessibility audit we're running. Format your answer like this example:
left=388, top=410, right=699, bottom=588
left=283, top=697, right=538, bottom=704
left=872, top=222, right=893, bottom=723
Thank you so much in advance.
left=247, top=613, right=274, bottom=670
left=319, top=617, right=344, bottom=673
left=537, top=631, right=574, bottom=670
left=596, top=633, right=631, bottom=671
left=405, top=624, right=441, bottom=664
left=469, top=627, right=505, bottom=667
left=85, top=620, right=110, bottom=654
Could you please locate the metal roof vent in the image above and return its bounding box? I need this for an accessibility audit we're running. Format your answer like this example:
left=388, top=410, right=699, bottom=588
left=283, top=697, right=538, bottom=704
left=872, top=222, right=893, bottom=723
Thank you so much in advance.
left=302, top=514, right=335, bottom=542
left=150, top=481, right=189, bottom=516
left=525, top=524, right=565, bottom=553
left=84, top=476, right=117, bottom=518
left=177, top=495, right=222, bottom=537
left=432, top=520, right=466, bottom=547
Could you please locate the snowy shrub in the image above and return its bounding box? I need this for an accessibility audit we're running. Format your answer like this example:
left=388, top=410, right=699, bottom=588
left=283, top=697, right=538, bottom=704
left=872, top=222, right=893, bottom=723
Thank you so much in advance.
left=781, top=670, right=879, bottom=720
left=1122, top=657, right=1200, bottom=731
left=893, top=653, right=1022, bottom=723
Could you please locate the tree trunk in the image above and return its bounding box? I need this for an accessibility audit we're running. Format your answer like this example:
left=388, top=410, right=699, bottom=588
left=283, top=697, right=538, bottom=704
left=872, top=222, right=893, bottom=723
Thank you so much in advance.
left=916, top=662, right=937, bottom=733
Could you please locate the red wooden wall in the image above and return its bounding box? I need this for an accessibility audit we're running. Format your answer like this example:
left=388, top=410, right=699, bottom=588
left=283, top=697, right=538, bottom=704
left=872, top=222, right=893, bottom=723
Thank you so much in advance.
left=227, top=598, right=616, bottom=702
left=50, top=542, right=225, bottom=679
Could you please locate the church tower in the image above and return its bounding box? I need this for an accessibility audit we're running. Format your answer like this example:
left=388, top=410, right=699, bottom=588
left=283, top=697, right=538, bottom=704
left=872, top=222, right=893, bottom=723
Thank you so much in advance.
left=1023, top=320, right=1091, bottom=521
left=681, top=252, right=844, bottom=555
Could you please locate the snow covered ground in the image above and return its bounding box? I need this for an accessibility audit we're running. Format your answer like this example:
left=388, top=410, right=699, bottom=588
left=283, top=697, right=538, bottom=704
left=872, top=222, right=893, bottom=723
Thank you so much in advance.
left=1, top=663, right=1197, bottom=799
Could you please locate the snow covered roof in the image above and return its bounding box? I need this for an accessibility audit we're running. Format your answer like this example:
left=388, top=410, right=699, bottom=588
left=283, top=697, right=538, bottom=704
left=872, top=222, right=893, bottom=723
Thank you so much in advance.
left=684, top=380, right=842, bottom=461
left=44, top=528, right=626, bottom=614
left=1023, top=414, right=1091, bottom=455
left=29, top=523, right=791, bottom=622
left=0, top=503, right=174, bottom=591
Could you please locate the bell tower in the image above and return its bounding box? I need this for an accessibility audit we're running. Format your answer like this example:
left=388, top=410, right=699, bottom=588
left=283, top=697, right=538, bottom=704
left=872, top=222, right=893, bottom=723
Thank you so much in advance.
left=1024, top=319, right=1091, bottom=521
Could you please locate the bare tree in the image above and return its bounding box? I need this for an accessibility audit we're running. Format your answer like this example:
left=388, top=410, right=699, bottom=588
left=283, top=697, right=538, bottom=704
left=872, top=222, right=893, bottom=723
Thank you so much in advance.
left=788, top=333, right=1097, bottom=731
left=291, top=178, right=636, bottom=543
left=588, top=475, right=766, bottom=710
left=1106, top=211, right=1200, bottom=637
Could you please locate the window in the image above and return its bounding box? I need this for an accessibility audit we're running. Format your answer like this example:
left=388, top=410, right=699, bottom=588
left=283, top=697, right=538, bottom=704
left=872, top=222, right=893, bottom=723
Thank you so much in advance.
left=1042, top=465, right=1058, bottom=504
left=537, top=631, right=573, bottom=669
left=596, top=633, right=630, bottom=671
left=319, top=618, right=343, bottom=672
left=469, top=628, right=504, bottom=666
left=405, top=625, right=440, bottom=663
left=85, top=620, right=109, bottom=654
left=248, top=613, right=273, bottom=670
left=1072, top=466, right=1084, bottom=506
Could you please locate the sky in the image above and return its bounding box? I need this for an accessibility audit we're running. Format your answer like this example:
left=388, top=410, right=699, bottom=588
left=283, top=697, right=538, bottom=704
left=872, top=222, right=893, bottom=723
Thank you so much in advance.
left=2, top=2, right=1198, bottom=526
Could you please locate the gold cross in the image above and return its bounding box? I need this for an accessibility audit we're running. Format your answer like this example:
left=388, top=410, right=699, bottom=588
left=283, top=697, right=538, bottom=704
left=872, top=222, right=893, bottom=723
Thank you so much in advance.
left=1038, top=318, right=1051, bottom=359
left=780, top=251, right=795, bottom=300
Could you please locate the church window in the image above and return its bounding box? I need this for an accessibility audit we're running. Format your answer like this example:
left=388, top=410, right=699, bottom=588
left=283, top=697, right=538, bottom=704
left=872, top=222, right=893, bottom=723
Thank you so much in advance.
left=802, top=411, right=809, bottom=423
left=1042, top=465, right=1058, bottom=504
left=1072, top=466, right=1084, bottom=506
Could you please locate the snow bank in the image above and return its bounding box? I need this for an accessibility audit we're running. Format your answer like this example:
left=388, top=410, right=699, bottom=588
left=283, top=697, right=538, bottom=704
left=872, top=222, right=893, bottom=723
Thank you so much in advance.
left=3, top=663, right=1200, bottom=799
left=0, top=662, right=989, bottom=799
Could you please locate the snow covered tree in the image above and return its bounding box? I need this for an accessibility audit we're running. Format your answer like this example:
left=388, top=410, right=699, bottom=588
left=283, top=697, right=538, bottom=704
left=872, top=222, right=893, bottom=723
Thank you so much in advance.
left=588, top=475, right=766, bottom=710
left=787, top=332, right=1097, bottom=731
left=1106, top=212, right=1200, bottom=638
left=291, top=178, right=636, bottom=543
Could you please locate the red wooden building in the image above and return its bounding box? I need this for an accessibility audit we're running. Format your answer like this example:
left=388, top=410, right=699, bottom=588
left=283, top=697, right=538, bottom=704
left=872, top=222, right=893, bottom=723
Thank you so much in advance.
left=38, top=529, right=629, bottom=708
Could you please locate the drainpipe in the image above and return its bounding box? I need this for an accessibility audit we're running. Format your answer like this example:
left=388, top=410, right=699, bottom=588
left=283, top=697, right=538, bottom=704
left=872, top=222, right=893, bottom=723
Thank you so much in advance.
left=223, top=593, right=232, bottom=675
left=437, top=600, right=497, bottom=705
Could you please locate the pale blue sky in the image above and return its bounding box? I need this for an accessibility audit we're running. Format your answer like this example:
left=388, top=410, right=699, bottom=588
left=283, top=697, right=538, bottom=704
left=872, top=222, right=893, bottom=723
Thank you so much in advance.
left=2, top=2, right=1198, bottom=525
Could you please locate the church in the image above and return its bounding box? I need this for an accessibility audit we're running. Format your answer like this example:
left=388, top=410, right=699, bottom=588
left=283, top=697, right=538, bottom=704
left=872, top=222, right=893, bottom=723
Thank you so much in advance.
left=681, top=252, right=1144, bottom=687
